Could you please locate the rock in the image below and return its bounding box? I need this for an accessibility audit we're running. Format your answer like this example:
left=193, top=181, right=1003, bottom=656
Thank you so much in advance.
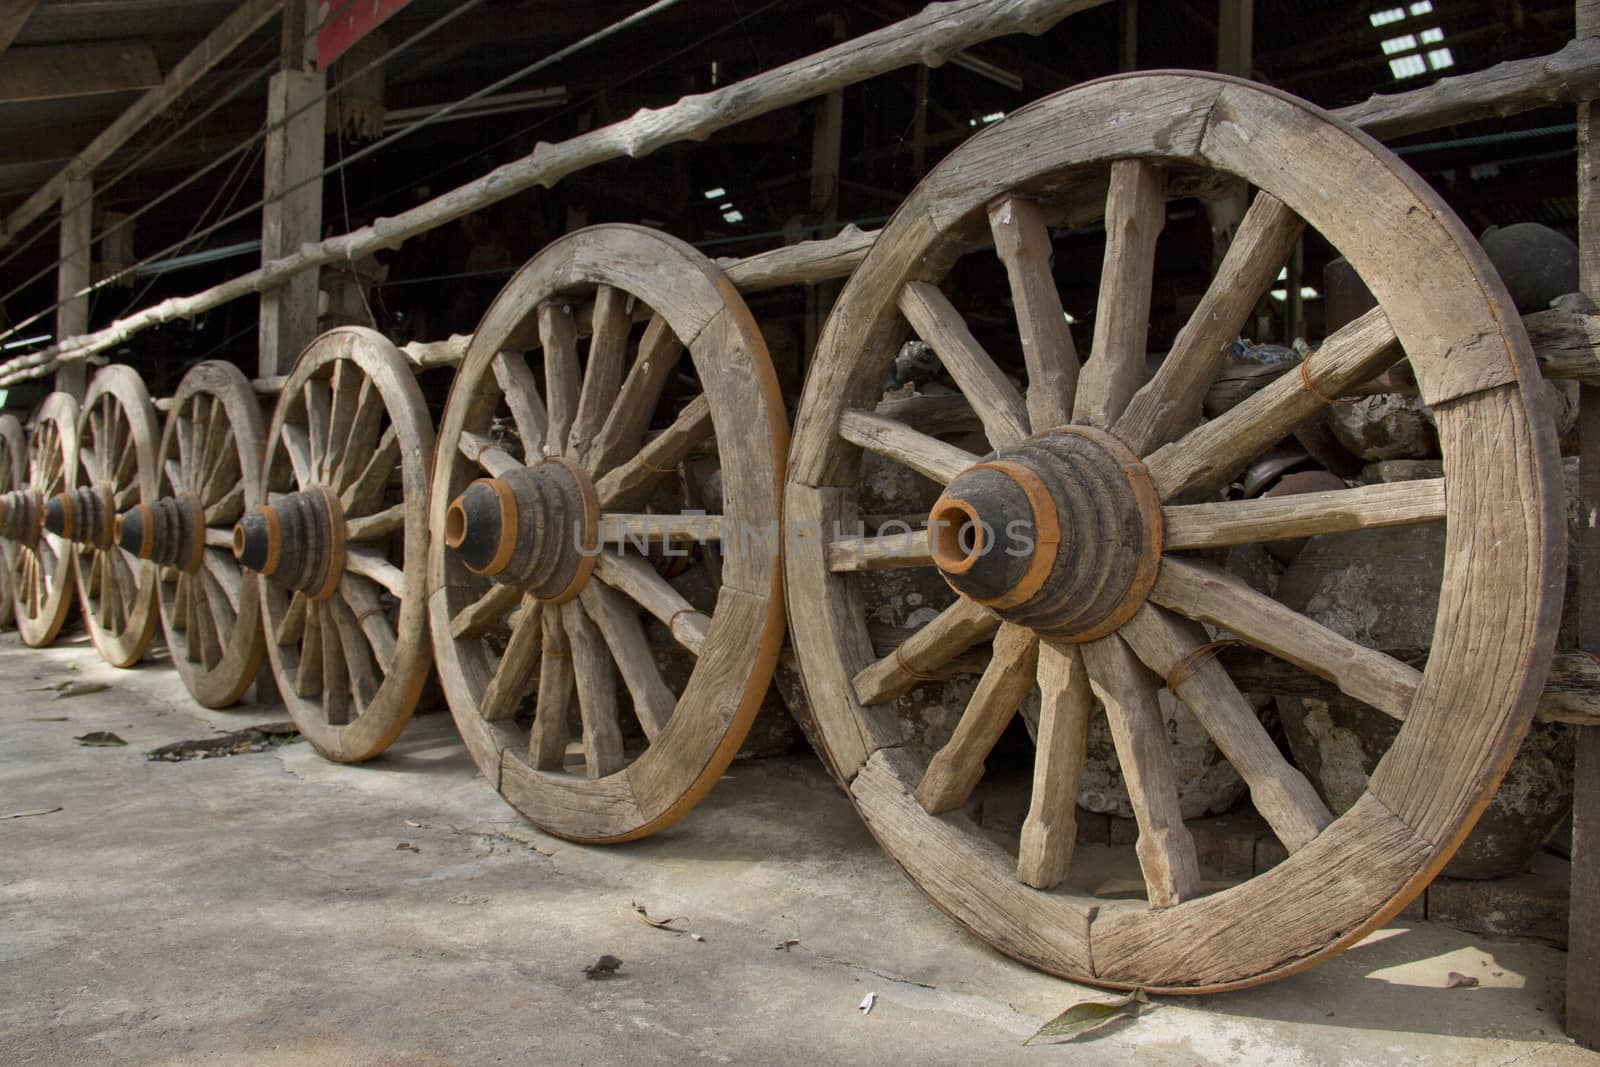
left=1275, top=522, right=1574, bottom=879
left=1480, top=222, right=1580, bottom=314
left=1327, top=393, right=1438, bottom=461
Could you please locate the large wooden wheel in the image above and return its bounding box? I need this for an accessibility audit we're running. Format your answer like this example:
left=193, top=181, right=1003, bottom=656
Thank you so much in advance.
left=240, top=327, right=435, bottom=761
left=784, top=73, right=1563, bottom=993
left=0, top=414, right=25, bottom=629
left=428, top=225, right=787, bottom=844
left=7, top=393, right=79, bottom=647
left=123, top=361, right=267, bottom=706
left=49, top=366, right=162, bottom=667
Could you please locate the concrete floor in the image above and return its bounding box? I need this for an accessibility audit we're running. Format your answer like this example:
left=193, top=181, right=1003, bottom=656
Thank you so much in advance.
left=2, top=631, right=1596, bottom=1066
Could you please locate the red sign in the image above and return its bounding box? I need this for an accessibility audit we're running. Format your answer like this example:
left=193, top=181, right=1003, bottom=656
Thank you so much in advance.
left=316, top=0, right=414, bottom=71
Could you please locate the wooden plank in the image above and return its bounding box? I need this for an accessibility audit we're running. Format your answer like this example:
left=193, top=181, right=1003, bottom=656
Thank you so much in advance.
left=0, top=43, right=160, bottom=103
left=0, top=0, right=38, bottom=57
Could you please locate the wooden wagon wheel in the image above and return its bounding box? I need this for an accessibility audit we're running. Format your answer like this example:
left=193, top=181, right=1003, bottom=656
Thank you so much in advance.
left=43, top=365, right=163, bottom=667
left=120, top=361, right=267, bottom=706
left=427, top=225, right=787, bottom=844
left=6, top=393, right=80, bottom=647
left=784, top=72, right=1563, bottom=993
left=0, top=414, right=25, bottom=630
left=237, top=327, right=435, bottom=761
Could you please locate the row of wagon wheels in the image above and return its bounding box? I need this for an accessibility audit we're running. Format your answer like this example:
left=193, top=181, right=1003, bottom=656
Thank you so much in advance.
left=0, top=73, right=1564, bottom=995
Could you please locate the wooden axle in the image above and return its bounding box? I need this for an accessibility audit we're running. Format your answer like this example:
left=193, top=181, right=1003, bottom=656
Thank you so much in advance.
left=232, top=485, right=345, bottom=600
left=929, top=426, right=1161, bottom=641
left=116, top=494, right=205, bottom=574
left=42, top=484, right=116, bottom=549
left=444, top=457, right=599, bottom=604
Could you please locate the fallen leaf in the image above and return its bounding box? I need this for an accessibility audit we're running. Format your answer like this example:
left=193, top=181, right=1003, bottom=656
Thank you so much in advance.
left=1, top=806, right=62, bottom=820
left=73, top=731, right=126, bottom=747
left=27, top=716, right=68, bottom=722
left=1446, top=972, right=1480, bottom=989
left=859, top=992, right=877, bottom=1015
left=396, top=842, right=419, bottom=852
left=630, top=900, right=686, bottom=932
left=584, top=954, right=623, bottom=979
left=1024, top=991, right=1148, bottom=1045
left=57, top=683, right=111, bottom=700
left=404, top=819, right=422, bottom=828
left=690, top=933, right=705, bottom=942
left=774, top=938, right=800, bottom=951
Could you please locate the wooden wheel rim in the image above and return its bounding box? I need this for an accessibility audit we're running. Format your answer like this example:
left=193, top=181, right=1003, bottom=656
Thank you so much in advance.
left=428, top=224, right=788, bottom=844
left=783, top=72, right=1562, bottom=993
left=0, top=414, right=24, bottom=629
left=259, top=327, right=436, bottom=762
left=73, top=365, right=162, bottom=667
left=13, top=393, right=80, bottom=647
left=156, top=361, right=268, bottom=707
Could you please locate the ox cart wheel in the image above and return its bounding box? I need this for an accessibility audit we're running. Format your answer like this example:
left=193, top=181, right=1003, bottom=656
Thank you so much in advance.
left=44, top=366, right=163, bottom=667
left=120, top=361, right=268, bottom=706
left=0, top=414, right=24, bottom=629
left=236, top=327, right=435, bottom=761
left=783, top=72, right=1563, bottom=992
left=7, top=393, right=79, bottom=647
left=428, top=224, right=787, bottom=844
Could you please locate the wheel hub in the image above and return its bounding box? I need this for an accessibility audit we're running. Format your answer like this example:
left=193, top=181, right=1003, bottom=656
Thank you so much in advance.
left=232, top=485, right=345, bottom=600
left=928, top=425, right=1162, bottom=642
left=42, top=484, right=116, bottom=549
left=0, top=488, right=42, bottom=544
left=444, top=456, right=599, bottom=603
left=117, top=493, right=205, bottom=573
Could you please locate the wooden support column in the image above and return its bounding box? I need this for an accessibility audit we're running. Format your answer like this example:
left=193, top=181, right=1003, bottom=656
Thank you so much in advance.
left=804, top=13, right=847, bottom=362
left=258, top=2, right=324, bottom=377
left=1206, top=0, right=1252, bottom=268
left=54, top=171, right=90, bottom=398
left=1118, top=0, right=1137, bottom=71
left=1569, top=2, right=1600, bottom=1048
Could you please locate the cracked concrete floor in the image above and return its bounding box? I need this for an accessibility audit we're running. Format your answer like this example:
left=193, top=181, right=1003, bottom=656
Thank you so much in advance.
left=2, top=631, right=1596, bottom=1066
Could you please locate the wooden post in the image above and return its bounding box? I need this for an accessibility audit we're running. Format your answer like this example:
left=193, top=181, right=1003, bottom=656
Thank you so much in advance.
left=805, top=13, right=846, bottom=362
left=1118, top=0, right=1137, bottom=71
left=54, top=171, right=91, bottom=398
left=911, top=64, right=928, bottom=178
left=1206, top=0, right=1252, bottom=269
left=1569, top=2, right=1600, bottom=1048
left=257, top=0, right=324, bottom=377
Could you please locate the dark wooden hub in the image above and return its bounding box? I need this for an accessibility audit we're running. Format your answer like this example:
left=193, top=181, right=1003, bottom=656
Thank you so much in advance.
left=118, top=493, right=205, bottom=573
left=43, top=484, right=117, bottom=549
left=0, top=488, right=41, bottom=544
left=928, top=425, right=1163, bottom=642
left=232, top=485, right=345, bottom=600
left=445, top=457, right=599, bottom=603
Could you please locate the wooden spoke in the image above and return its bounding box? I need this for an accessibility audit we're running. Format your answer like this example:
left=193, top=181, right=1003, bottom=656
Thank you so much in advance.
left=898, top=280, right=1030, bottom=448
left=916, top=623, right=1039, bottom=813
left=281, top=423, right=313, bottom=487
left=276, top=591, right=308, bottom=646
left=837, top=408, right=978, bottom=485
left=563, top=599, right=625, bottom=778
left=346, top=546, right=405, bottom=598
left=579, top=580, right=675, bottom=740
left=593, top=552, right=709, bottom=654
left=340, top=574, right=397, bottom=674
left=459, top=432, right=521, bottom=477
left=164, top=458, right=187, bottom=495
left=339, top=424, right=399, bottom=514
left=321, top=600, right=352, bottom=725
left=328, top=593, right=380, bottom=712
left=1162, top=479, right=1446, bottom=551
left=481, top=598, right=543, bottom=722
left=346, top=503, right=405, bottom=542
left=569, top=285, right=632, bottom=467
left=333, top=375, right=385, bottom=493
left=827, top=527, right=931, bottom=572
left=598, top=513, right=721, bottom=546
left=450, top=581, right=522, bottom=641
left=587, top=314, right=683, bottom=477
left=988, top=194, right=1078, bottom=430
left=304, top=378, right=332, bottom=477
left=1114, top=193, right=1304, bottom=455
left=203, top=528, right=234, bottom=549
left=323, top=360, right=362, bottom=482
left=528, top=610, right=574, bottom=769
left=1144, top=306, right=1400, bottom=501
left=193, top=579, right=223, bottom=670
left=174, top=411, right=194, bottom=480
left=1017, top=642, right=1093, bottom=889
left=853, top=597, right=998, bottom=706
left=295, top=599, right=323, bottom=697
left=201, top=549, right=241, bottom=614
left=492, top=351, right=549, bottom=460
left=1080, top=633, right=1200, bottom=908
left=1074, top=160, right=1167, bottom=429
left=204, top=482, right=246, bottom=527
left=539, top=303, right=581, bottom=454
left=1120, top=604, right=1333, bottom=852
left=199, top=565, right=236, bottom=653
left=593, top=393, right=713, bottom=509
left=1149, top=556, right=1421, bottom=720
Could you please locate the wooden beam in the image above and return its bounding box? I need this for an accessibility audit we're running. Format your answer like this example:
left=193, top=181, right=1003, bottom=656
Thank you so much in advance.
left=0, top=43, right=160, bottom=103
left=0, top=0, right=38, bottom=57
left=257, top=65, right=325, bottom=376
left=0, top=0, right=282, bottom=249
left=54, top=172, right=90, bottom=398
